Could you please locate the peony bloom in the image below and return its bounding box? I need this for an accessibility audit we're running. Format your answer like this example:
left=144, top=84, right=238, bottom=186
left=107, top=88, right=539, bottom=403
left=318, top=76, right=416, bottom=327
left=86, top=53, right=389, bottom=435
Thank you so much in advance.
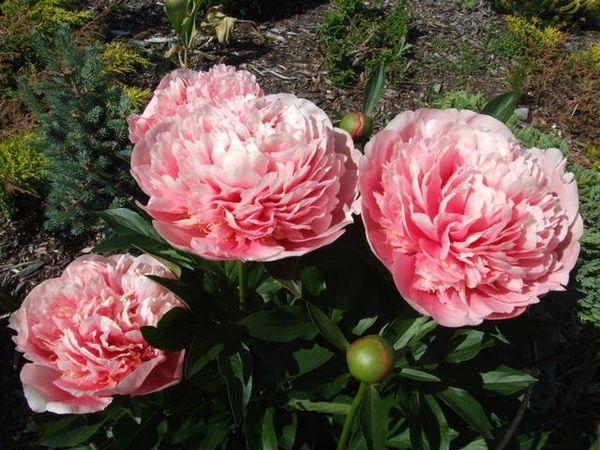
left=131, top=93, right=360, bottom=261
left=9, top=254, right=184, bottom=414
left=360, top=109, right=582, bottom=327
left=128, top=64, right=263, bottom=143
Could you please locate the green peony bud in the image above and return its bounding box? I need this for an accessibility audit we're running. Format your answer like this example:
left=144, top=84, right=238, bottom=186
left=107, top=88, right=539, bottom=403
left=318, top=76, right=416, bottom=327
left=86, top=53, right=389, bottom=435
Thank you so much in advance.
left=165, top=0, right=188, bottom=32
left=346, top=335, right=394, bottom=383
left=339, top=112, right=373, bottom=141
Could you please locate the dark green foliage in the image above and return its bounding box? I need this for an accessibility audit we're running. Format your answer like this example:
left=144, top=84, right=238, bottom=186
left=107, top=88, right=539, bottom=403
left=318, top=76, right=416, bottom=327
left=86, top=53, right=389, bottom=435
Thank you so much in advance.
left=25, top=207, right=545, bottom=449
left=19, top=26, right=136, bottom=235
left=319, top=0, right=412, bottom=86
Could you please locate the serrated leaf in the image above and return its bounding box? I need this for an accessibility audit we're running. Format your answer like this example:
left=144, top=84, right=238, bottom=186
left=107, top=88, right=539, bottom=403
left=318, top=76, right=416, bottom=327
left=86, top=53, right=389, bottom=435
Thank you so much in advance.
left=359, top=384, right=387, bottom=450
left=306, top=302, right=349, bottom=351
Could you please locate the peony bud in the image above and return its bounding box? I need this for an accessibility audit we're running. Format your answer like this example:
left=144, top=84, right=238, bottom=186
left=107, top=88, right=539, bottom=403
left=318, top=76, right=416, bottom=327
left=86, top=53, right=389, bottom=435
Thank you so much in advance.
left=346, top=335, right=394, bottom=383
left=339, top=112, right=373, bottom=141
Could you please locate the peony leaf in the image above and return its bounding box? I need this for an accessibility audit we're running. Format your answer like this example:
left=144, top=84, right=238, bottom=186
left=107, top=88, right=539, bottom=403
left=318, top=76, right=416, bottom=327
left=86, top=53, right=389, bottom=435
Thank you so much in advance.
left=306, top=302, right=349, bottom=351
left=218, top=345, right=253, bottom=426
left=141, top=307, right=195, bottom=351
left=424, top=395, right=450, bottom=450
left=481, top=92, right=519, bottom=123
left=359, top=384, right=388, bottom=450
left=481, top=365, right=536, bottom=395
left=363, top=63, right=386, bottom=117
left=436, top=387, right=492, bottom=439
left=239, top=307, right=318, bottom=343
left=286, top=399, right=351, bottom=415
left=164, top=0, right=188, bottom=32
left=398, top=368, right=441, bottom=382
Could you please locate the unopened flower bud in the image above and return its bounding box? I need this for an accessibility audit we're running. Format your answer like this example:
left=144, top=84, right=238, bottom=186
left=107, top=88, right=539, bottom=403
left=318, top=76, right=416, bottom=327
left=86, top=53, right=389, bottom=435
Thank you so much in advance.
left=339, top=112, right=373, bottom=141
left=346, top=335, right=394, bottom=383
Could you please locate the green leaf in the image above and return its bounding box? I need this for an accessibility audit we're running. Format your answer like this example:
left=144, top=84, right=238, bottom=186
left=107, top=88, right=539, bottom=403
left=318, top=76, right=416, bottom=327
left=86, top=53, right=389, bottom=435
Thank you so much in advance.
left=398, top=368, right=441, bottom=382
left=218, top=346, right=253, bottom=426
left=359, top=384, right=388, bottom=450
left=286, top=399, right=350, bottom=415
left=383, top=316, right=435, bottom=350
left=290, top=344, right=334, bottom=378
left=35, top=419, right=105, bottom=447
left=363, top=63, right=386, bottom=116
left=185, top=338, right=225, bottom=379
left=424, top=395, right=450, bottom=450
left=164, top=0, right=188, bottom=31
left=445, top=329, right=493, bottom=364
left=141, top=307, right=195, bottom=351
left=481, top=365, right=536, bottom=395
left=239, top=307, right=318, bottom=343
left=481, top=92, right=519, bottom=123
left=306, top=302, right=349, bottom=351
left=352, top=316, right=378, bottom=336
left=146, top=275, right=201, bottom=309
left=407, top=391, right=424, bottom=450
left=98, top=208, right=160, bottom=240
left=279, top=413, right=298, bottom=450
left=300, top=266, right=327, bottom=297
left=437, top=387, right=492, bottom=439
left=261, top=408, right=278, bottom=450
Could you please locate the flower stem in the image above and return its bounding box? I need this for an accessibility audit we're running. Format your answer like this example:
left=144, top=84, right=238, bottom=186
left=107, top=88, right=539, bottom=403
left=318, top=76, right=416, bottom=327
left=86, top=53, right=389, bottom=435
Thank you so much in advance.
left=337, top=381, right=367, bottom=450
left=238, top=261, right=247, bottom=312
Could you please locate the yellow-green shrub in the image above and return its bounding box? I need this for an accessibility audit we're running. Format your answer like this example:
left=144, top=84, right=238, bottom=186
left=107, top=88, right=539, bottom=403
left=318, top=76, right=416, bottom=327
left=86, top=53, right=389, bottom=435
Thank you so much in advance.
left=494, top=0, right=599, bottom=27
left=101, top=41, right=151, bottom=76
left=505, top=15, right=565, bottom=54
left=27, top=0, right=93, bottom=36
left=122, top=86, right=153, bottom=109
left=0, top=133, right=46, bottom=218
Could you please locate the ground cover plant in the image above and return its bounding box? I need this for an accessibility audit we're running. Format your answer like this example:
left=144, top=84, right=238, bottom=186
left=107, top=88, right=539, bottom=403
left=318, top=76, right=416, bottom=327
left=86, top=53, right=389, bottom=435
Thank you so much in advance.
left=1, top=0, right=599, bottom=449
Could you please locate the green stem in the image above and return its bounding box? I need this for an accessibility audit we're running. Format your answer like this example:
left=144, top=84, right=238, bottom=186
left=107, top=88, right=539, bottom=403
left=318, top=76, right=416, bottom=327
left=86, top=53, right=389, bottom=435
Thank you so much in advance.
left=337, top=382, right=367, bottom=450
left=238, top=261, right=247, bottom=313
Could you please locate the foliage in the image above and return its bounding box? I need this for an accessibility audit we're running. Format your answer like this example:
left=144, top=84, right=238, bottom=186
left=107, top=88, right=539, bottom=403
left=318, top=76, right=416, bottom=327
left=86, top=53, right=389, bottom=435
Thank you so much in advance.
left=27, top=0, right=92, bottom=36
left=18, top=26, right=137, bottom=235
left=319, top=0, right=412, bottom=86
left=430, top=90, right=488, bottom=110
left=571, top=41, right=600, bottom=71
left=570, top=164, right=600, bottom=328
left=101, top=41, right=151, bottom=76
left=505, top=15, right=566, bottom=54
left=165, top=0, right=205, bottom=67
left=493, top=0, right=600, bottom=27
left=426, top=36, right=485, bottom=77
left=512, top=124, right=570, bottom=153
left=0, top=132, right=46, bottom=219
left=122, top=85, right=153, bottom=109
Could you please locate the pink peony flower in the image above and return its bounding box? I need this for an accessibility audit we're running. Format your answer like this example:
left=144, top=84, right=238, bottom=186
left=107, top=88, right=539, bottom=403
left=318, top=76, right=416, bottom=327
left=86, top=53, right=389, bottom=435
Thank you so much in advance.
left=128, top=64, right=263, bottom=143
left=9, top=254, right=184, bottom=414
left=131, top=93, right=360, bottom=261
left=360, top=109, right=583, bottom=327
